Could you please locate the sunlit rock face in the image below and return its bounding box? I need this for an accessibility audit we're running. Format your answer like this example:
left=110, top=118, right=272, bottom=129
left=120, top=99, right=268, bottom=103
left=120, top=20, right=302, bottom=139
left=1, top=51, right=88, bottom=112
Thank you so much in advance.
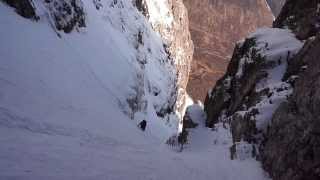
left=144, top=0, right=194, bottom=120
left=183, top=0, right=273, bottom=101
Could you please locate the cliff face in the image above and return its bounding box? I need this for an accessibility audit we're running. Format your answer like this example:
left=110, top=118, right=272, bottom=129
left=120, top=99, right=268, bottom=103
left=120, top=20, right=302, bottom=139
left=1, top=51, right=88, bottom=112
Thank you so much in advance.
left=274, top=0, right=320, bottom=40
left=261, top=0, right=320, bottom=179
left=144, top=0, right=194, bottom=120
left=184, top=0, right=273, bottom=101
left=204, top=0, right=320, bottom=179
left=261, top=35, right=320, bottom=179
left=204, top=28, right=303, bottom=130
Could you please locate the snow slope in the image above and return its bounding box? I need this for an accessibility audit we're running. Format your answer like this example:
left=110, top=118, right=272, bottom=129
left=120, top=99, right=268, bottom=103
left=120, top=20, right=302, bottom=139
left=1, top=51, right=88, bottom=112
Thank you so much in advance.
left=0, top=103, right=270, bottom=180
left=0, top=0, right=180, bottom=141
left=0, top=1, right=269, bottom=180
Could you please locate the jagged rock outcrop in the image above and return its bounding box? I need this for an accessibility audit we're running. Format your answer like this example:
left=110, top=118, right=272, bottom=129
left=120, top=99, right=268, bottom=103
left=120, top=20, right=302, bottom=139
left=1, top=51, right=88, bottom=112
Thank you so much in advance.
left=204, top=0, right=320, bottom=179
left=3, top=0, right=85, bottom=33
left=204, top=29, right=303, bottom=130
left=43, top=0, right=86, bottom=33
left=266, top=0, right=286, bottom=17
left=184, top=0, right=273, bottom=101
left=204, top=37, right=265, bottom=128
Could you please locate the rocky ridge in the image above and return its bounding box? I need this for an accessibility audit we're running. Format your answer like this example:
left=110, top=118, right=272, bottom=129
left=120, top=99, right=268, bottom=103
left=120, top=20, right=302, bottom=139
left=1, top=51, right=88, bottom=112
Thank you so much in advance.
left=204, top=0, right=320, bottom=179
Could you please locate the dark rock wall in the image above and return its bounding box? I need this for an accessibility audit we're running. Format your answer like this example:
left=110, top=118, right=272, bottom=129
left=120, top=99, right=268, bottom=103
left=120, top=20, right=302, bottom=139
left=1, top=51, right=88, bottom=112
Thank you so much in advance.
left=261, top=35, right=320, bottom=180
left=204, top=0, right=320, bottom=179
left=274, top=0, right=320, bottom=40
left=259, top=1, right=320, bottom=178
left=204, top=38, right=266, bottom=128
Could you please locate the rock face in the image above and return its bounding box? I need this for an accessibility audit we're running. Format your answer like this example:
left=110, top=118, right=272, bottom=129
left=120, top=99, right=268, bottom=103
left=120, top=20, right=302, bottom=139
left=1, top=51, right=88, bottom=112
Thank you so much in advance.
left=204, top=0, right=320, bottom=179
left=184, top=0, right=273, bottom=101
left=260, top=1, right=320, bottom=179
left=44, top=0, right=86, bottom=33
left=261, top=37, right=320, bottom=179
left=135, top=0, right=149, bottom=18
left=4, top=0, right=85, bottom=33
left=274, top=0, right=320, bottom=40
left=145, top=0, right=194, bottom=119
left=204, top=28, right=303, bottom=131
left=266, top=0, right=286, bottom=17
left=204, top=37, right=265, bottom=128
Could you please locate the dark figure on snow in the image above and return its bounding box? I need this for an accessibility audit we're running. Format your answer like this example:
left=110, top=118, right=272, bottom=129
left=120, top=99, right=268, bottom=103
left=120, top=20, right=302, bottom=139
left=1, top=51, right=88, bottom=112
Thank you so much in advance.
left=178, top=129, right=188, bottom=152
left=138, top=120, right=147, bottom=131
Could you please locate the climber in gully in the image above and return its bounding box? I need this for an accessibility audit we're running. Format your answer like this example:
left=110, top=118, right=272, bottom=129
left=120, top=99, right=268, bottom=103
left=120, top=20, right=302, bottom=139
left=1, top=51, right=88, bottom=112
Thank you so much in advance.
left=138, top=120, right=147, bottom=131
left=178, top=129, right=188, bottom=152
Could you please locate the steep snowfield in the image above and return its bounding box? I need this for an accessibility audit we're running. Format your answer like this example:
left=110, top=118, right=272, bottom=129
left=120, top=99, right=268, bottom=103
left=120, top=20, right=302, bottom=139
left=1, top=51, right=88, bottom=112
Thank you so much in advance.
left=0, top=1, right=269, bottom=180
left=0, top=0, right=179, bottom=141
left=0, top=103, right=270, bottom=180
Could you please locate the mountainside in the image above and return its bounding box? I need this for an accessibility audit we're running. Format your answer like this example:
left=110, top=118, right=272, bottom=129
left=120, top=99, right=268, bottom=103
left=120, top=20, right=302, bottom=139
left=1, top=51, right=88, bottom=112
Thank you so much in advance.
left=184, top=0, right=273, bottom=101
left=0, top=0, right=193, bottom=139
left=0, top=1, right=273, bottom=179
left=204, top=0, right=320, bottom=179
left=3, top=0, right=319, bottom=179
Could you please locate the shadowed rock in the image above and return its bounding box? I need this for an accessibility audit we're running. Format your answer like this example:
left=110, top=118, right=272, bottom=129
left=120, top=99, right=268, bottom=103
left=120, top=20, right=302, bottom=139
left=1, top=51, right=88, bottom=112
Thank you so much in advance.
left=2, top=0, right=37, bottom=19
left=261, top=35, right=320, bottom=180
left=274, top=0, right=320, bottom=40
